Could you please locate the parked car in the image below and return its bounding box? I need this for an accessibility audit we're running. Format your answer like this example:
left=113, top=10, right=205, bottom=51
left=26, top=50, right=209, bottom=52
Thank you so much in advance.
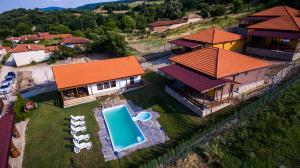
left=0, top=82, right=11, bottom=94
left=6, top=71, right=16, bottom=79
left=4, top=75, right=15, bottom=85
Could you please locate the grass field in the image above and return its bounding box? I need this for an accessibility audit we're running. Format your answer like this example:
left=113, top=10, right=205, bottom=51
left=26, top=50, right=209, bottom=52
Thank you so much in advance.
left=23, top=72, right=237, bottom=168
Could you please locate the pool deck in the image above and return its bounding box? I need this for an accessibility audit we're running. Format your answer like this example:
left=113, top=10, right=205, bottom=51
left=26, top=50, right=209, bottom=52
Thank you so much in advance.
left=93, top=99, right=169, bottom=161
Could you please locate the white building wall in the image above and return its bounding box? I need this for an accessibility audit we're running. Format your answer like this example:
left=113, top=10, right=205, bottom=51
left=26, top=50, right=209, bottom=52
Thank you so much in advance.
left=12, top=50, right=51, bottom=67
left=87, top=75, right=142, bottom=96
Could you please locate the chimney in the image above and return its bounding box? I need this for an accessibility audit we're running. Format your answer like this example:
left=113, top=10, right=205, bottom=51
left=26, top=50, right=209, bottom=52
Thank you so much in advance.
left=27, top=45, right=31, bottom=50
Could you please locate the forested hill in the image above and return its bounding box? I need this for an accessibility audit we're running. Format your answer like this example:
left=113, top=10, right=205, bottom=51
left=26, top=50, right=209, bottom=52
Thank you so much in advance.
left=0, top=0, right=299, bottom=41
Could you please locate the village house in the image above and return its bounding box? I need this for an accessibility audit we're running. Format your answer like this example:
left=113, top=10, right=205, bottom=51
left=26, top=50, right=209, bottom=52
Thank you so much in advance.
left=150, top=13, right=202, bottom=33
left=169, top=28, right=245, bottom=53
left=0, top=46, right=8, bottom=56
left=10, top=44, right=53, bottom=67
left=159, top=47, right=271, bottom=117
left=59, top=37, right=90, bottom=49
left=239, top=6, right=300, bottom=27
left=5, top=32, right=73, bottom=44
left=52, top=56, right=144, bottom=108
left=246, top=15, right=300, bottom=61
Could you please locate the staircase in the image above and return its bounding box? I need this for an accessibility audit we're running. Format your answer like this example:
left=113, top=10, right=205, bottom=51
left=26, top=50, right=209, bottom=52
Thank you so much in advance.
left=113, top=88, right=126, bottom=96
left=64, top=96, right=96, bottom=108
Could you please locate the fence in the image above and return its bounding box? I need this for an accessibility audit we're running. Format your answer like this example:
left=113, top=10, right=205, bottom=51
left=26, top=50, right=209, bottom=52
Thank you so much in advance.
left=142, top=74, right=300, bottom=168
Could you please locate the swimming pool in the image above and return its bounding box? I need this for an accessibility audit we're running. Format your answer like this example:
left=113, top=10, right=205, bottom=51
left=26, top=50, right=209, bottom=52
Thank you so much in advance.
left=102, top=105, right=146, bottom=152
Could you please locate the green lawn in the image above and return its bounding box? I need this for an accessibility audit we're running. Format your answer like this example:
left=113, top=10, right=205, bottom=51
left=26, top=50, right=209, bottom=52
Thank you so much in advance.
left=23, top=72, right=237, bottom=168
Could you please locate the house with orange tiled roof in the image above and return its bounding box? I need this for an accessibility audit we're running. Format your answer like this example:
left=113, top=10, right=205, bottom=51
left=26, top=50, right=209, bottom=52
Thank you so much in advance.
left=59, top=37, right=90, bottom=49
left=239, top=6, right=300, bottom=27
left=159, top=47, right=271, bottom=117
left=150, top=13, right=203, bottom=33
left=245, top=14, right=300, bottom=61
left=168, top=28, right=245, bottom=53
left=10, top=44, right=53, bottom=67
left=52, top=56, right=144, bottom=108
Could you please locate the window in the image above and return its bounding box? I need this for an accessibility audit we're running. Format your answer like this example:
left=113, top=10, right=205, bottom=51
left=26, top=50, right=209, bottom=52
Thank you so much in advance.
left=104, top=82, right=110, bottom=89
left=244, top=71, right=248, bottom=75
left=130, top=77, right=134, bottom=84
left=97, top=83, right=103, bottom=90
left=110, top=81, right=116, bottom=87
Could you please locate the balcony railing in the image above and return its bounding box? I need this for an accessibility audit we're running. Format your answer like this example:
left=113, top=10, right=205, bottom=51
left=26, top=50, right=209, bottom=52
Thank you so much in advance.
left=247, top=43, right=296, bottom=52
left=167, top=84, right=205, bottom=109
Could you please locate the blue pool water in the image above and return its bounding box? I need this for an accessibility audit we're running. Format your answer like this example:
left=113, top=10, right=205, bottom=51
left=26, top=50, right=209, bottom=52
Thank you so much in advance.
left=102, top=105, right=146, bottom=152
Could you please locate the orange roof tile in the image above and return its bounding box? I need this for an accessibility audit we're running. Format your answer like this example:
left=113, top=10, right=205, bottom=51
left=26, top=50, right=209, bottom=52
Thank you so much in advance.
left=248, top=15, right=300, bottom=31
left=59, top=37, right=90, bottom=44
left=170, top=47, right=271, bottom=78
left=52, top=56, right=144, bottom=89
left=10, top=44, right=46, bottom=53
left=251, top=6, right=300, bottom=17
left=39, top=34, right=73, bottom=40
left=182, top=28, right=245, bottom=44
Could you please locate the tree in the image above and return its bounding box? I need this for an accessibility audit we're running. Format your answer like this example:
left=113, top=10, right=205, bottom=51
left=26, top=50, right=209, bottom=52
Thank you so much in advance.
left=135, top=15, right=148, bottom=30
left=49, top=24, right=71, bottom=34
left=162, top=0, right=183, bottom=19
left=14, top=23, right=32, bottom=36
left=210, top=4, right=226, bottom=17
left=199, top=3, right=210, bottom=18
left=73, top=30, right=85, bottom=37
left=50, top=45, right=79, bottom=63
left=233, top=0, right=244, bottom=13
left=121, top=15, right=136, bottom=33
left=103, top=31, right=127, bottom=56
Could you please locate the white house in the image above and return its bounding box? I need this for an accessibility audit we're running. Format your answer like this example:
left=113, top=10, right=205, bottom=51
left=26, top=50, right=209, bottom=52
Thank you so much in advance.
left=10, top=44, right=52, bottom=67
left=52, top=56, right=145, bottom=108
left=0, top=46, right=7, bottom=56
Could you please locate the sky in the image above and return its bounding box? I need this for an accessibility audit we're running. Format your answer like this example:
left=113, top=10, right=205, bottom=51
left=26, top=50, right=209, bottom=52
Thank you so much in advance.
left=0, top=0, right=116, bottom=13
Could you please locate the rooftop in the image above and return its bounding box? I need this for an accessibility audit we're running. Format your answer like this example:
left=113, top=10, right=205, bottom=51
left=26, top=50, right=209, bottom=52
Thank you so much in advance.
left=59, top=37, right=90, bottom=44
left=182, top=28, right=245, bottom=44
left=248, top=15, right=300, bottom=31
left=52, top=56, right=144, bottom=89
left=10, top=44, right=46, bottom=53
left=251, top=6, right=300, bottom=17
left=170, top=47, right=272, bottom=78
left=0, top=111, right=14, bottom=168
left=160, top=64, right=227, bottom=93
left=150, top=19, right=187, bottom=27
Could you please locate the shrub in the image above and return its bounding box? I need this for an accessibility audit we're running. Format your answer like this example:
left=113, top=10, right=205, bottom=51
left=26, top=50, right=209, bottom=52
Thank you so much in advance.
left=13, top=94, right=29, bottom=123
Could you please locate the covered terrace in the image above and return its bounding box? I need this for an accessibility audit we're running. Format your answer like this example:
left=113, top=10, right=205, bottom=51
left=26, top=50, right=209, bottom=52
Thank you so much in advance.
left=247, top=30, right=300, bottom=52
left=160, top=64, right=237, bottom=109
left=168, top=39, right=202, bottom=54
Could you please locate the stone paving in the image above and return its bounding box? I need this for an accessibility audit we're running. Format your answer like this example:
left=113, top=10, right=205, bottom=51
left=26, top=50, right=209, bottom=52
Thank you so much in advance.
left=93, top=99, right=169, bottom=161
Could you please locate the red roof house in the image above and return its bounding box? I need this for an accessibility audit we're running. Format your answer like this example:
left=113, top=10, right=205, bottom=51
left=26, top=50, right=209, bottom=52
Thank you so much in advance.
left=159, top=47, right=271, bottom=116
left=246, top=13, right=300, bottom=60
left=52, top=56, right=145, bottom=107
left=240, top=6, right=300, bottom=27
left=169, top=28, right=245, bottom=52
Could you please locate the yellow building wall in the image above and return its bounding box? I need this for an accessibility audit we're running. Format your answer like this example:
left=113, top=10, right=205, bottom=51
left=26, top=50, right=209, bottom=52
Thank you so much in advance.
left=211, top=40, right=245, bottom=51
left=206, top=89, right=215, bottom=99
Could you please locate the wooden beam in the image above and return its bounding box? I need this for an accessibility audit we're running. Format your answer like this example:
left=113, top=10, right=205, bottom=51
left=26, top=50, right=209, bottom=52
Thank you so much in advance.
left=220, top=85, right=224, bottom=100
left=60, top=90, right=65, bottom=101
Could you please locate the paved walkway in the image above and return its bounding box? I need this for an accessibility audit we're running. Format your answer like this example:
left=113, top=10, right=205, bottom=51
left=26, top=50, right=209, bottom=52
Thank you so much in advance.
left=93, top=99, right=168, bottom=161
left=8, top=119, right=29, bottom=168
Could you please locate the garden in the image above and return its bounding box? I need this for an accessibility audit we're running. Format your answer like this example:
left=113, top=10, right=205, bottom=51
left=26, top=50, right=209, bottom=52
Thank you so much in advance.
left=22, top=72, right=239, bottom=168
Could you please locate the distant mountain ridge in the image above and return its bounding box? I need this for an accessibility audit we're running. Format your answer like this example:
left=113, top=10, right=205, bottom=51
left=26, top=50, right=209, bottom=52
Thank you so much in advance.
left=38, top=6, right=65, bottom=12
left=75, top=0, right=128, bottom=11
left=37, top=0, right=138, bottom=12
